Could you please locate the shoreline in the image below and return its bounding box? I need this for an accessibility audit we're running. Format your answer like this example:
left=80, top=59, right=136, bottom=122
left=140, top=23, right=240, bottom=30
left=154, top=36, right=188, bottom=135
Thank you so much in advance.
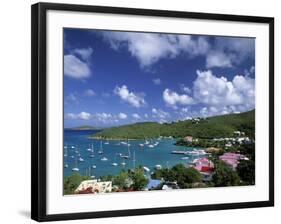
left=88, top=136, right=147, bottom=141
left=88, top=136, right=175, bottom=141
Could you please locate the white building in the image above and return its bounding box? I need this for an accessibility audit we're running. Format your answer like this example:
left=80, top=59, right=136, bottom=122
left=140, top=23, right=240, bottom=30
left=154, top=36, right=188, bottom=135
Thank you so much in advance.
left=75, top=179, right=112, bottom=194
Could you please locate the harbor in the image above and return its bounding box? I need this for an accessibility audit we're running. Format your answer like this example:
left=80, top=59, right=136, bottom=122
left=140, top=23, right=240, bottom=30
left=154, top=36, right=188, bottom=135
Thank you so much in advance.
left=63, top=129, right=207, bottom=179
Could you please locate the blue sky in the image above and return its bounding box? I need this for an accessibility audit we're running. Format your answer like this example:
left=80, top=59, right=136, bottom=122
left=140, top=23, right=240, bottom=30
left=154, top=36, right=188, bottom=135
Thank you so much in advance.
left=64, top=28, right=255, bottom=128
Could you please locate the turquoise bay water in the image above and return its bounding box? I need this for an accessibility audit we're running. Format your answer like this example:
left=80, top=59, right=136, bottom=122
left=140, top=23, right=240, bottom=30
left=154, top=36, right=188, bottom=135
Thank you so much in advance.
left=64, top=130, right=204, bottom=178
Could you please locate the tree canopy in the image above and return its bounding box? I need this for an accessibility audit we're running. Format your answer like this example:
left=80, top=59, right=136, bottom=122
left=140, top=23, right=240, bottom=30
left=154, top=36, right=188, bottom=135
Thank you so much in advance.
left=212, top=161, right=241, bottom=187
left=92, top=110, right=255, bottom=140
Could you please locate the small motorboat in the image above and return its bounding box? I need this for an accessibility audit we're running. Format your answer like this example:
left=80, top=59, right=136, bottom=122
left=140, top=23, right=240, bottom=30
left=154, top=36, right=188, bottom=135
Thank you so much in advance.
left=101, top=157, right=108, bottom=161
left=72, top=167, right=79, bottom=172
left=155, top=164, right=162, bottom=170
left=143, top=166, right=150, bottom=172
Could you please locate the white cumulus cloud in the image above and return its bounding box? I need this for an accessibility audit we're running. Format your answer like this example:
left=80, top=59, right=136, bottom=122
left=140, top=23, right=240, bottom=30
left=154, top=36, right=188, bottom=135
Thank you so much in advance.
left=78, top=112, right=91, bottom=120
left=132, top=113, right=141, bottom=119
left=64, top=55, right=91, bottom=79
left=152, top=108, right=170, bottom=123
left=102, top=32, right=209, bottom=68
left=193, top=70, right=255, bottom=109
left=73, top=47, right=93, bottom=60
left=206, top=37, right=255, bottom=68
left=65, top=111, right=91, bottom=120
left=206, top=51, right=233, bottom=68
left=118, top=113, right=127, bottom=119
left=114, top=85, right=146, bottom=108
left=191, top=70, right=255, bottom=116
left=101, top=31, right=254, bottom=69
left=163, top=89, right=194, bottom=108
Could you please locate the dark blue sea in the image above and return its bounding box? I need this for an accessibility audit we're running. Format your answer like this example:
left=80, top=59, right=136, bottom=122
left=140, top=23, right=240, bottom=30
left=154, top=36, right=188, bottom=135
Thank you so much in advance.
left=63, top=129, right=204, bottom=178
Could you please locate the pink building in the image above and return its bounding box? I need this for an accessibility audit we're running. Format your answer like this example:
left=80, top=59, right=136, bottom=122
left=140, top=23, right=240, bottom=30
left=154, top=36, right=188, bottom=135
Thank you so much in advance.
left=193, top=157, right=214, bottom=172
left=193, top=158, right=214, bottom=181
left=219, top=153, right=247, bottom=170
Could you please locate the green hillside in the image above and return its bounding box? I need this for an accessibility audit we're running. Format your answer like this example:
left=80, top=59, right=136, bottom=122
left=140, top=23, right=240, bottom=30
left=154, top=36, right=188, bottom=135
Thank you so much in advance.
left=91, top=110, right=255, bottom=140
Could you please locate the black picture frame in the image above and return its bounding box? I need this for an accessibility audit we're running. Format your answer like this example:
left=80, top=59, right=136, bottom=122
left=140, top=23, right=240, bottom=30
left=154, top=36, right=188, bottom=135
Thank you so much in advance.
left=31, top=2, right=274, bottom=222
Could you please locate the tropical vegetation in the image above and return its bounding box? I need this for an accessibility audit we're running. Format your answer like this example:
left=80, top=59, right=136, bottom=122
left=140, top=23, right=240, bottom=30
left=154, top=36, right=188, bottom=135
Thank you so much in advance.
left=91, top=110, right=255, bottom=140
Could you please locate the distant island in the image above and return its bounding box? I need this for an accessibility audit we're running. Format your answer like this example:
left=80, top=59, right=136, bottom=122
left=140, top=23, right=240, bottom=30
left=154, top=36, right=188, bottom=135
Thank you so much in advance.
left=89, top=110, right=255, bottom=140
left=65, top=125, right=101, bottom=131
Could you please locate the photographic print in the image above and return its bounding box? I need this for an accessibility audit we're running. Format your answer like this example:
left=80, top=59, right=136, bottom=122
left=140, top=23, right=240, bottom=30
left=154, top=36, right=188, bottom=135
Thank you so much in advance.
left=63, top=29, right=256, bottom=195
left=32, top=3, right=274, bottom=221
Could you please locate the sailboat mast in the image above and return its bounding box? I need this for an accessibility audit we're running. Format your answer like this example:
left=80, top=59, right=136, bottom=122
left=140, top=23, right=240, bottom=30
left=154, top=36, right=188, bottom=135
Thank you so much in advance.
left=128, top=140, right=130, bottom=157
left=133, top=150, right=136, bottom=170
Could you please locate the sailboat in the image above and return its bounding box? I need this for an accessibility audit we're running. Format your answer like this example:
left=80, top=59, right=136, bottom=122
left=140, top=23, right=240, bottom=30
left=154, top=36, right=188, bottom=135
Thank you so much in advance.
left=72, top=158, right=79, bottom=172
left=111, top=153, right=118, bottom=166
left=144, top=137, right=150, bottom=145
left=88, top=166, right=95, bottom=179
left=148, top=138, right=155, bottom=148
left=143, top=166, right=150, bottom=172
left=64, top=145, right=68, bottom=157
left=98, top=140, right=108, bottom=161
left=132, top=150, right=136, bottom=170
left=64, top=144, right=68, bottom=167
left=87, top=144, right=92, bottom=151
left=100, top=156, right=108, bottom=161
left=121, top=140, right=130, bottom=159
left=120, top=159, right=126, bottom=166
left=89, top=144, right=95, bottom=158
left=98, top=141, right=103, bottom=154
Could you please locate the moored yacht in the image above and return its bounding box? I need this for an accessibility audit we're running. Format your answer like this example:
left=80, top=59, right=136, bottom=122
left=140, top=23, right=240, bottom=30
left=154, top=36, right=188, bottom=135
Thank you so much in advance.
left=143, top=166, right=150, bottom=172
left=72, top=159, right=79, bottom=171
left=101, top=156, right=108, bottom=161
left=155, top=164, right=162, bottom=170
left=98, top=141, right=104, bottom=154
